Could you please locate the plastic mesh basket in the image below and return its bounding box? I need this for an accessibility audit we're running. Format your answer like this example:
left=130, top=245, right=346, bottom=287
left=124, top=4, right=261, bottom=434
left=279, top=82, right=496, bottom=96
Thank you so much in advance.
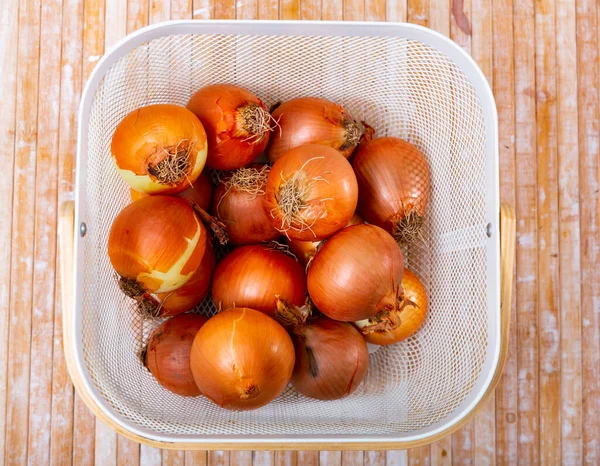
left=70, top=20, right=500, bottom=446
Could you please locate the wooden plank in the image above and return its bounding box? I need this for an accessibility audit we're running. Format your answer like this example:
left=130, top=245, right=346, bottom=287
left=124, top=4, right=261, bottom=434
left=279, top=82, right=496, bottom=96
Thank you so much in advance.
left=185, top=451, right=208, bottom=465
left=296, top=451, right=318, bottom=466
left=576, top=0, right=600, bottom=463
left=386, top=0, right=408, bottom=21
left=386, top=451, right=408, bottom=466
left=555, top=0, right=583, bottom=464
left=344, top=0, right=364, bottom=20
left=407, top=447, right=429, bottom=466
left=208, top=450, right=230, bottom=466
left=258, top=0, right=278, bottom=19
left=280, top=0, right=299, bottom=19
left=534, top=0, right=561, bottom=464
left=151, top=0, right=172, bottom=22
left=193, top=0, right=214, bottom=18
left=214, top=0, right=235, bottom=19
left=117, top=434, right=140, bottom=466
left=364, top=451, right=385, bottom=466
left=300, top=0, right=320, bottom=19
left=141, top=446, right=163, bottom=466
left=253, top=451, right=275, bottom=466
left=26, top=0, right=63, bottom=464
left=274, top=451, right=296, bottom=466
left=162, top=450, right=185, bottom=466
left=513, top=1, right=539, bottom=465
left=230, top=451, right=252, bottom=465
left=320, top=451, right=342, bottom=466
left=4, top=0, right=41, bottom=463
left=429, top=445, right=450, bottom=466
left=0, top=0, right=20, bottom=462
left=171, top=0, right=193, bottom=18
left=342, top=450, right=364, bottom=466
left=492, top=0, right=518, bottom=461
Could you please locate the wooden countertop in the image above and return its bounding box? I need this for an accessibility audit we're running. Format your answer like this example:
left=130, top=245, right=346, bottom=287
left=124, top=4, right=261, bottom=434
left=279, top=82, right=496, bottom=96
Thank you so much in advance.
left=1, top=0, right=598, bottom=464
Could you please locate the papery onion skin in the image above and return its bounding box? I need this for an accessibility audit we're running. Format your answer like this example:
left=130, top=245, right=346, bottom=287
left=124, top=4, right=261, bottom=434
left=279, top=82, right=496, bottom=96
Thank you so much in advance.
left=112, top=104, right=208, bottom=195
left=264, top=145, right=358, bottom=241
left=186, top=84, right=272, bottom=170
left=190, top=307, right=295, bottom=410
left=307, top=224, right=404, bottom=321
left=356, top=269, right=428, bottom=345
left=143, top=313, right=208, bottom=396
left=130, top=171, right=214, bottom=211
left=212, top=245, right=307, bottom=316
left=352, top=137, right=431, bottom=245
left=286, top=213, right=363, bottom=267
left=138, top=236, right=216, bottom=318
left=267, top=97, right=363, bottom=163
left=212, top=165, right=280, bottom=245
left=108, top=196, right=207, bottom=294
left=291, top=317, right=369, bottom=400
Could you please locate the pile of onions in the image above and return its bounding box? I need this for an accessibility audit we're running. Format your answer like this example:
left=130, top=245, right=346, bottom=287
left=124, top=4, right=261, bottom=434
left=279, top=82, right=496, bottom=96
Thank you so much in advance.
left=307, top=224, right=404, bottom=321
left=130, top=171, right=213, bottom=211
left=352, top=137, right=431, bottom=245
left=108, top=195, right=207, bottom=295
left=111, top=104, right=207, bottom=194
left=137, top=236, right=216, bottom=318
left=212, top=165, right=280, bottom=245
left=190, top=307, right=295, bottom=410
left=211, top=244, right=307, bottom=317
left=267, top=97, right=363, bottom=163
left=143, top=313, right=208, bottom=396
left=356, top=269, right=428, bottom=345
left=286, top=213, right=363, bottom=267
left=275, top=303, right=369, bottom=400
left=186, top=84, right=274, bottom=170
left=264, top=145, right=358, bottom=241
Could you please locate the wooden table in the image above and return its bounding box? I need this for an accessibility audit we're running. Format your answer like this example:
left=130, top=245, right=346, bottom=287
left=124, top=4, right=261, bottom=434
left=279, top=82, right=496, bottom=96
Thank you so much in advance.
left=2, top=0, right=598, bottom=464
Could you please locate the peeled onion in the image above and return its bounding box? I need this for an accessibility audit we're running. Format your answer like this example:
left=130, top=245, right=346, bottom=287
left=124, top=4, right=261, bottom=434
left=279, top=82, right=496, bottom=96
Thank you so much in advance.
left=112, top=104, right=207, bottom=194
left=352, top=137, right=431, bottom=245
left=290, top=317, right=369, bottom=400
left=356, top=269, right=428, bottom=345
left=186, top=84, right=273, bottom=170
left=307, top=224, right=404, bottom=321
left=266, top=97, right=363, bottom=163
left=108, top=196, right=207, bottom=295
left=130, top=171, right=213, bottom=211
left=190, top=307, right=295, bottom=410
left=211, top=244, right=307, bottom=317
left=286, top=213, right=363, bottom=267
left=212, top=165, right=280, bottom=245
left=143, top=313, right=208, bottom=396
left=137, top=237, right=216, bottom=318
left=264, top=144, right=358, bottom=241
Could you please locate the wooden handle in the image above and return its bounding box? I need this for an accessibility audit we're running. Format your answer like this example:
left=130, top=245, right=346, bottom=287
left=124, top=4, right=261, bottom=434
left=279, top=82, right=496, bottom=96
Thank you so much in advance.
left=57, top=201, right=517, bottom=450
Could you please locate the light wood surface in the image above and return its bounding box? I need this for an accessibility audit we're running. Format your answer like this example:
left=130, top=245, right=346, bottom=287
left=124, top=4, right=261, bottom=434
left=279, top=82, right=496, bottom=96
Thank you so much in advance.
left=2, top=0, right=598, bottom=464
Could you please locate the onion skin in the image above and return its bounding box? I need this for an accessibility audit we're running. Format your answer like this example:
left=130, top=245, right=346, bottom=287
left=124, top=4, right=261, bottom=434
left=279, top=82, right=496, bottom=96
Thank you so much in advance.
left=291, top=317, right=369, bottom=400
left=111, top=104, right=208, bottom=194
left=356, top=269, right=428, bottom=345
left=307, top=224, right=404, bottom=321
left=212, top=245, right=307, bottom=317
left=108, top=196, right=207, bottom=294
left=190, top=307, right=295, bottom=410
left=286, top=213, right=363, bottom=267
left=352, top=137, right=431, bottom=244
left=264, top=145, right=358, bottom=241
left=143, top=313, right=208, bottom=396
left=186, top=84, right=271, bottom=170
left=267, top=97, right=363, bottom=163
left=212, top=166, right=280, bottom=245
left=130, top=171, right=213, bottom=211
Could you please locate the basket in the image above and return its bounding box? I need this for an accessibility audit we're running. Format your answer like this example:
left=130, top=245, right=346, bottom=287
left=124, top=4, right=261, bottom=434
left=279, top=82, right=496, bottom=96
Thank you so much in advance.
left=59, top=20, right=516, bottom=450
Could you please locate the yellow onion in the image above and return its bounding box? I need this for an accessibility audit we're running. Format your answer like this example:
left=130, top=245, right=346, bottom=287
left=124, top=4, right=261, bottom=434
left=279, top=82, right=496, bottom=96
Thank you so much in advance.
left=112, top=104, right=207, bottom=194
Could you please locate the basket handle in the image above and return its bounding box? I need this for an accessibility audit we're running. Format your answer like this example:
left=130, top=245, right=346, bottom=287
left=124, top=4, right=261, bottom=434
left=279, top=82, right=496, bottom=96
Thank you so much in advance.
left=57, top=200, right=517, bottom=450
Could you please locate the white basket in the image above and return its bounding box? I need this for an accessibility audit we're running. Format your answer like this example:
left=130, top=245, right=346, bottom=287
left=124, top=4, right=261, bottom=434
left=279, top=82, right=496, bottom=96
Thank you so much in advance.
left=59, top=20, right=515, bottom=450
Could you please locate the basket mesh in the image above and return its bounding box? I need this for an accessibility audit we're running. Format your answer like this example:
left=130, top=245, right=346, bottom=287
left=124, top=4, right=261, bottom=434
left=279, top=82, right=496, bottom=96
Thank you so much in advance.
left=81, top=32, right=489, bottom=436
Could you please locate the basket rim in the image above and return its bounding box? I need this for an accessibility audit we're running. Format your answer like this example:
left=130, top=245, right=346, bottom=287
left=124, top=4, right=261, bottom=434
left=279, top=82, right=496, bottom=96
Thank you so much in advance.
left=70, top=19, right=501, bottom=447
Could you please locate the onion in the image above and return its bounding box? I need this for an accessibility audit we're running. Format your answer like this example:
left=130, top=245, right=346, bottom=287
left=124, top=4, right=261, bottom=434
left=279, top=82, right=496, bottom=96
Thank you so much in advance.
left=142, top=313, right=208, bottom=396
left=307, top=224, right=404, bottom=321
left=266, top=97, right=363, bottom=163
left=190, top=307, right=295, bottom=410
left=130, top=171, right=214, bottom=211
left=352, top=137, right=431, bottom=245
left=212, top=165, right=280, bottom=245
left=137, top=237, right=216, bottom=318
left=211, top=244, right=307, bottom=317
left=186, top=84, right=274, bottom=170
left=264, top=145, right=358, bottom=241
left=275, top=303, right=368, bottom=400
left=111, top=104, right=207, bottom=194
left=286, top=213, right=363, bottom=267
left=355, top=269, right=428, bottom=345
left=108, top=196, right=207, bottom=295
